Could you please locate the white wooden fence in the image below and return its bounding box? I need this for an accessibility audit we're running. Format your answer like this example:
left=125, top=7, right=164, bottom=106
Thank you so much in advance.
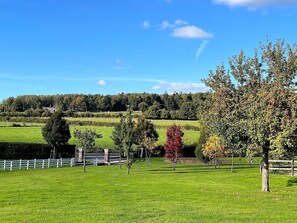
left=0, top=158, right=75, bottom=172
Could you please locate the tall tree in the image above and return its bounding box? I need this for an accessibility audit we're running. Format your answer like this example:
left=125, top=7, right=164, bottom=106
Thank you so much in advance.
left=134, top=115, right=159, bottom=161
left=111, top=116, right=125, bottom=169
left=164, top=124, right=184, bottom=170
left=121, top=108, right=136, bottom=174
left=74, top=129, right=102, bottom=173
left=42, top=111, right=71, bottom=158
left=203, top=40, right=297, bottom=191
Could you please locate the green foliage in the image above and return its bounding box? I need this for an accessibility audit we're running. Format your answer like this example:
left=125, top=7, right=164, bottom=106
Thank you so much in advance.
left=145, top=105, right=161, bottom=119
left=179, top=102, right=197, bottom=120
left=120, top=109, right=136, bottom=174
left=74, top=128, right=102, bottom=172
left=203, top=39, right=297, bottom=191
left=0, top=142, right=51, bottom=159
left=195, top=124, right=209, bottom=163
left=134, top=115, right=159, bottom=161
left=42, top=111, right=71, bottom=158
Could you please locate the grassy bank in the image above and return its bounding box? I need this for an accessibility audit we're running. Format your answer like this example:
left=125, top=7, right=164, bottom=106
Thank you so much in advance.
left=0, top=158, right=296, bottom=222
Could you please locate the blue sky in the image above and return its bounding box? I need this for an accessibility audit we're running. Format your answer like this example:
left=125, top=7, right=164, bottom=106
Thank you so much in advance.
left=1, top=0, right=297, bottom=101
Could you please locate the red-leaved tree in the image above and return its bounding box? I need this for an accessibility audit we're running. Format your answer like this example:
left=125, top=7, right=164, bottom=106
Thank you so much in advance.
left=164, top=124, right=184, bottom=170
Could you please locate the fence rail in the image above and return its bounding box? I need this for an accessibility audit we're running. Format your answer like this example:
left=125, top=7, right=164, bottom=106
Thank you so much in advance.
left=0, top=158, right=75, bottom=172
left=269, top=159, right=296, bottom=176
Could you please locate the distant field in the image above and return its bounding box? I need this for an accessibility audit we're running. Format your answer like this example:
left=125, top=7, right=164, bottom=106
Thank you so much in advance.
left=0, top=125, right=198, bottom=149
left=0, top=158, right=296, bottom=222
left=66, top=117, right=199, bottom=128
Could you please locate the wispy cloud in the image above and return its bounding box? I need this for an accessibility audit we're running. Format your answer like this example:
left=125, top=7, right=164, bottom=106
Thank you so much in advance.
left=98, top=77, right=208, bottom=92
left=142, top=20, right=150, bottom=29
left=173, top=26, right=213, bottom=39
left=160, top=19, right=188, bottom=29
left=152, top=81, right=209, bottom=92
left=159, top=19, right=213, bottom=39
left=113, top=59, right=132, bottom=70
left=97, top=80, right=107, bottom=86
left=195, top=40, right=209, bottom=60
left=213, top=0, right=297, bottom=8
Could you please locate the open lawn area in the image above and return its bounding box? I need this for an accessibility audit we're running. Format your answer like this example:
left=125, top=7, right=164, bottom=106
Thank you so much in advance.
left=0, top=158, right=297, bottom=222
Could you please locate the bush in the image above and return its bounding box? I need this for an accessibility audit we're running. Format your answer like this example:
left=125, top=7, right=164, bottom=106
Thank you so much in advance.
left=195, top=144, right=210, bottom=164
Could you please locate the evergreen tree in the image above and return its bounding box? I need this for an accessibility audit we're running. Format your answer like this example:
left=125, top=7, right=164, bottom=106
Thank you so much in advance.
left=42, top=111, right=71, bottom=158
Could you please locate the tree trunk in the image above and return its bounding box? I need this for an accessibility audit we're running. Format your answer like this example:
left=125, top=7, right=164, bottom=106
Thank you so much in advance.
left=119, top=149, right=122, bottom=169
left=261, top=148, right=270, bottom=192
left=52, top=146, right=56, bottom=159
left=172, top=160, right=176, bottom=170
left=140, top=147, right=144, bottom=160
left=231, top=150, right=234, bottom=173
left=83, top=148, right=86, bottom=173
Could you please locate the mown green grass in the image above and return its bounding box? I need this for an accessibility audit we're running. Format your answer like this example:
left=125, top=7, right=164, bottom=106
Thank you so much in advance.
left=0, top=125, right=198, bottom=149
left=0, top=159, right=296, bottom=223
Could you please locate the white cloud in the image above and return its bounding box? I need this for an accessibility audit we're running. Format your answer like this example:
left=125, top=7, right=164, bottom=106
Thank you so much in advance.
left=152, top=81, right=209, bottom=92
left=97, top=80, right=107, bottom=86
left=172, top=25, right=213, bottom=39
left=160, top=19, right=188, bottom=29
left=113, top=59, right=132, bottom=70
left=94, top=77, right=209, bottom=92
left=142, top=20, right=150, bottom=29
left=195, top=40, right=209, bottom=60
left=213, top=0, right=297, bottom=8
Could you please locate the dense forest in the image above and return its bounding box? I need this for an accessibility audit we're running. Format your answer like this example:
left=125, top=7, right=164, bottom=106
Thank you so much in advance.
left=0, top=92, right=211, bottom=120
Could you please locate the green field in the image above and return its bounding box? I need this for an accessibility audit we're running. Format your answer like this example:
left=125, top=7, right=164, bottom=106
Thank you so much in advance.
left=65, top=117, right=199, bottom=128
left=0, top=158, right=296, bottom=222
left=0, top=125, right=198, bottom=149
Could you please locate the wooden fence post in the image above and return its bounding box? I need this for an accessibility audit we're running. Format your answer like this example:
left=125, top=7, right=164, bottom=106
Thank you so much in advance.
left=10, top=161, right=13, bottom=171
left=42, top=160, right=45, bottom=169
left=34, top=159, right=36, bottom=169
left=292, top=160, right=294, bottom=176
left=60, top=158, right=63, bottom=167
left=19, top=159, right=22, bottom=170
left=56, top=159, right=59, bottom=168
left=27, top=160, right=29, bottom=170
left=48, top=158, right=50, bottom=168
left=4, top=160, right=6, bottom=171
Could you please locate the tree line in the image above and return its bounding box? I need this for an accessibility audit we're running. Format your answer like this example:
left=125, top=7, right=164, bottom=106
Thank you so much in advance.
left=0, top=92, right=211, bottom=120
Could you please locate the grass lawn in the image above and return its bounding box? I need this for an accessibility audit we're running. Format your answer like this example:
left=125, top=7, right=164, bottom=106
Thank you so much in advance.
left=0, top=126, right=198, bottom=149
left=0, top=158, right=296, bottom=222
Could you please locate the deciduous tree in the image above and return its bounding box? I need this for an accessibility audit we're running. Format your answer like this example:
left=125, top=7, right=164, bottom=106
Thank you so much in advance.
left=164, top=124, right=184, bottom=170
left=121, top=108, right=135, bottom=174
left=111, top=116, right=125, bottom=168
left=134, top=115, right=159, bottom=162
left=203, top=135, right=227, bottom=168
left=203, top=40, right=297, bottom=191
left=74, top=128, right=102, bottom=173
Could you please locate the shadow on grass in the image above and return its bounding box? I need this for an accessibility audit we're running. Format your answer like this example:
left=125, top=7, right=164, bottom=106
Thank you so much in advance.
left=143, top=164, right=257, bottom=174
left=287, top=178, right=297, bottom=187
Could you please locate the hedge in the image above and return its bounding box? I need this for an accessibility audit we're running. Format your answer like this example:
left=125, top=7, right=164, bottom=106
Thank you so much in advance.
left=0, top=143, right=76, bottom=160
